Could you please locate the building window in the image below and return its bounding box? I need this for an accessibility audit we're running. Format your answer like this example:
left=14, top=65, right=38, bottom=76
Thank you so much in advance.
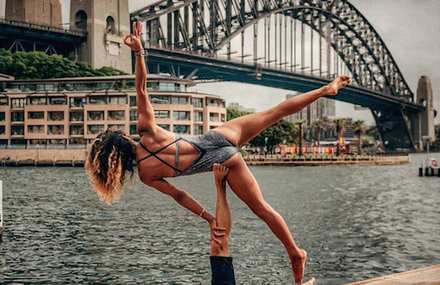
left=88, top=111, right=104, bottom=121
left=29, top=97, right=46, bottom=105
left=158, top=124, right=170, bottom=131
left=109, top=96, right=126, bottom=104
left=48, top=125, right=64, bottom=135
left=150, top=95, right=169, bottom=104
left=130, top=124, right=137, bottom=135
left=0, top=97, right=8, bottom=105
left=75, top=10, right=87, bottom=30
left=11, top=111, right=24, bottom=122
left=207, top=98, right=224, bottom=107
left=11, top=139, right=26, bottom=145
left=129, top=96, right=137, bottom=106
left=69, top=138, right=85, bottom=145
left=147, top=82, right=159, bottom=91
left=108, top=110, right=125, bottom=120
left=106, top=16, right=116, bottom=34
left=194, top=112, right=203, bottom=122
left=11, top=98, right=26, bottom=108
left=159, top=82, right=175, bottom=91
left=48, top=111, right=64, bottom=121
left=28, top=125, right=44, bottom=134
left=194, top=125, right=203, bottom=135
left=89, top=96, right=106, bottom=104
left=0, top=112, right=5, bottom=121
left=130, top=110, right=138, bottom=121
left=209, top=112, right=219, bottom=122
left=49, top=97, right=66, bottom=105
left=155, top=110, right=170, bottom=119
left=69, top=125, right=84, bottom=135
left=70, top=97, right=85, bottom=108
left=28, top=111, right=44, bottom=120
left=174, top=83, right=186, bottom=92
left=193, top=98, right=203, bottom=108
left=108, top=124, right=125, bottom=131
left=88, top=125, right=104, bottom=134
left=173, top=111, right=189, bottom=121
left=171, top=96, right=188, bottom=105
left=11, top=125, right=24, bottom=135
left=221, top=113, right=226, bottom=122
left=70, top=111, right=84, bottom=122
left=173, top=125, right=189, bottom=134
left=0, top=125, right=5, bottom=135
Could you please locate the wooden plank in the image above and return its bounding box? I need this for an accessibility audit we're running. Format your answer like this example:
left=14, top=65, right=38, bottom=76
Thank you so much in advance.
left=346, top=264, right=440, bottom=285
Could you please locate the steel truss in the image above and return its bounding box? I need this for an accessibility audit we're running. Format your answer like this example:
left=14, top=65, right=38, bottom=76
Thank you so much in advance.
left=132, top=0, right=422, bottom=151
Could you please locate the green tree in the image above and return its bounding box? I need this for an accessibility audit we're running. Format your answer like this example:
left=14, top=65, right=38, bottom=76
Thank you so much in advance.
left=226, top=108, right=297, bottom=152
left=352, top=120, right=367, bottom=155
left=332, top=118, right=346, bottom=156
left=0, top=48, right=126, bottom=79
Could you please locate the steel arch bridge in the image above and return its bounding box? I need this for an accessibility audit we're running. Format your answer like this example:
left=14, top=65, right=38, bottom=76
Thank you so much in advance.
left=131, top=0, right=424, bottom=151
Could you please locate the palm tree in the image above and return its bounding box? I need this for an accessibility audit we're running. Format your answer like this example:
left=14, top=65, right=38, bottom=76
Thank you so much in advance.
left=352, top=120, right=367, bottom=155
left=313, top=119, right=324, bottom=146
left=332, top=118, right=346, bottom=156
left=295, top=120, right=305, bottom=156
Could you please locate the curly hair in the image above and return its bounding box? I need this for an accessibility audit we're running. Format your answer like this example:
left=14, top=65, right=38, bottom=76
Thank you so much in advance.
left=85, top=129, right=136, bottom=204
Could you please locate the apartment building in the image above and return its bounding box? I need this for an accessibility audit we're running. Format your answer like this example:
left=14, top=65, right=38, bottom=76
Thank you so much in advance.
left=0, top=74, right=226, bottom=148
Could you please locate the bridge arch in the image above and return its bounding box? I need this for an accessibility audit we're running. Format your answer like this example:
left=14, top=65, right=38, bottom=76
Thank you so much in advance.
left=133, top=0, right=412, bottom=99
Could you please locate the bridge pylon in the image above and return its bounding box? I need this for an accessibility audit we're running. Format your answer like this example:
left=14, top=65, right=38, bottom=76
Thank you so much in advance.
left=69, top=0, right=132, bottom=73
left=412, top=76, right=436, bottom=151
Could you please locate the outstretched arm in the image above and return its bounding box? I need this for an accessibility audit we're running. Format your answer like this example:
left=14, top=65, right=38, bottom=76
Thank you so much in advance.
left=211, top=164, right=231, bottom=256
left=147, top=178, right=225, bottom=243
left=123, top=21, right=156, bottom=133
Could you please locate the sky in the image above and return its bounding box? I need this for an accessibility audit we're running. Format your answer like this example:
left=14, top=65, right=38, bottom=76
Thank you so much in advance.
left=0, top=0, right=439, bottom=125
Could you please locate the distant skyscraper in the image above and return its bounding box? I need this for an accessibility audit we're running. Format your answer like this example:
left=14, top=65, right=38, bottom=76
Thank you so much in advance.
left=284, top=94, right=335, bottom=125
left=227, top=102, right=255, bottom=113
left=5, top=0, right=62, bottom=27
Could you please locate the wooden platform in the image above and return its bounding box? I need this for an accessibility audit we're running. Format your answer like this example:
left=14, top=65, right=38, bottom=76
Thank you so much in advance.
left=346, top=264, right=440, bottom=285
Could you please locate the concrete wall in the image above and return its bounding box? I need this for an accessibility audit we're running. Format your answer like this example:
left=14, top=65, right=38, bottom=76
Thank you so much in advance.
left=0, top=149, right=88, bottom=165
left=69, top=0, right=132, bottom=73
left=6, top=0, right=62, bottom=27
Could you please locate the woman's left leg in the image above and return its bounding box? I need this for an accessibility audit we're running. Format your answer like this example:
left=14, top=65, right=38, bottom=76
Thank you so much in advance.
left=214, top=75, right=350, bottom=147
left=222, top=154, right=306, bottom=284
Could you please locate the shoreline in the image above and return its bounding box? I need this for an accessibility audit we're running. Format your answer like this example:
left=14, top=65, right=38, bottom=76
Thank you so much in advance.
left=0, top=149, right=409, bottom=166
left=244, top=155, right=409, bottom=166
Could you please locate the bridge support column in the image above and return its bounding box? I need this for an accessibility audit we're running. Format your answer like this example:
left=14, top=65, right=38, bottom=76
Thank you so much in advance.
left=412, top=76, right=436, bottom=150
left=372, top=107, right=415, bottom=152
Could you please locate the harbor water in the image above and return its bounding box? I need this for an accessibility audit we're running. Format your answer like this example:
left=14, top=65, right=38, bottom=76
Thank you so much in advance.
left=0, top=153, right=439, bottom=284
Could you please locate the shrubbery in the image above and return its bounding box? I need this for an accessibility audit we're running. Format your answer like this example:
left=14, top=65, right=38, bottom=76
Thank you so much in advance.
left=0, top=48, right=126, bottom=79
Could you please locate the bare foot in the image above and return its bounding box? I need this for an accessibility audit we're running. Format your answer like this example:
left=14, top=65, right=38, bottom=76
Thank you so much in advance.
left=326, top=75, right=351, bottom=95
left=291, top=249, right=307, bottom=284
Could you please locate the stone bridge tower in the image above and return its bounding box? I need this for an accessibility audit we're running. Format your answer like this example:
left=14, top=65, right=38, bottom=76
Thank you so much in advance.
left=69, top=0, right=132, bottom=73
left=413, top=76, right=436, bottom=150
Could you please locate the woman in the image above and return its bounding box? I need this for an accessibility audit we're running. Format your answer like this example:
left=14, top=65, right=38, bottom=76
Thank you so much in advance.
left=85, top=22, right=350, bottom=284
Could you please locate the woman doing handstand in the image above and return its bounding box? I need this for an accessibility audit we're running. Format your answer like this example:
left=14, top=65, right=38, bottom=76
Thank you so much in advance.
left=85, top=22, right=350, bottom=284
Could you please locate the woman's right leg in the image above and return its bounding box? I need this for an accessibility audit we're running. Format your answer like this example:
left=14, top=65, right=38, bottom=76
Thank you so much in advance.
left=222, top=154, right=307, bottom=284
left=214, top=75, right=350, bottom=146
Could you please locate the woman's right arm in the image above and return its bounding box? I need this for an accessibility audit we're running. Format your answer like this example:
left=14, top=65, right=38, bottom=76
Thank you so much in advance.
left=123, top=22, right=156, bottom=133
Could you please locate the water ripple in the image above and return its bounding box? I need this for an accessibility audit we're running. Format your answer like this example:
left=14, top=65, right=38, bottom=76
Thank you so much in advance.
left=0, top=153, right=439, bottom=284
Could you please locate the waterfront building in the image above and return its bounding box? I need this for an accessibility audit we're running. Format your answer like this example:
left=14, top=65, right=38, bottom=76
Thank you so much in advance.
left=227, top=102, right=256, bottom=113
left=0, top=75, right=226, bottom=148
